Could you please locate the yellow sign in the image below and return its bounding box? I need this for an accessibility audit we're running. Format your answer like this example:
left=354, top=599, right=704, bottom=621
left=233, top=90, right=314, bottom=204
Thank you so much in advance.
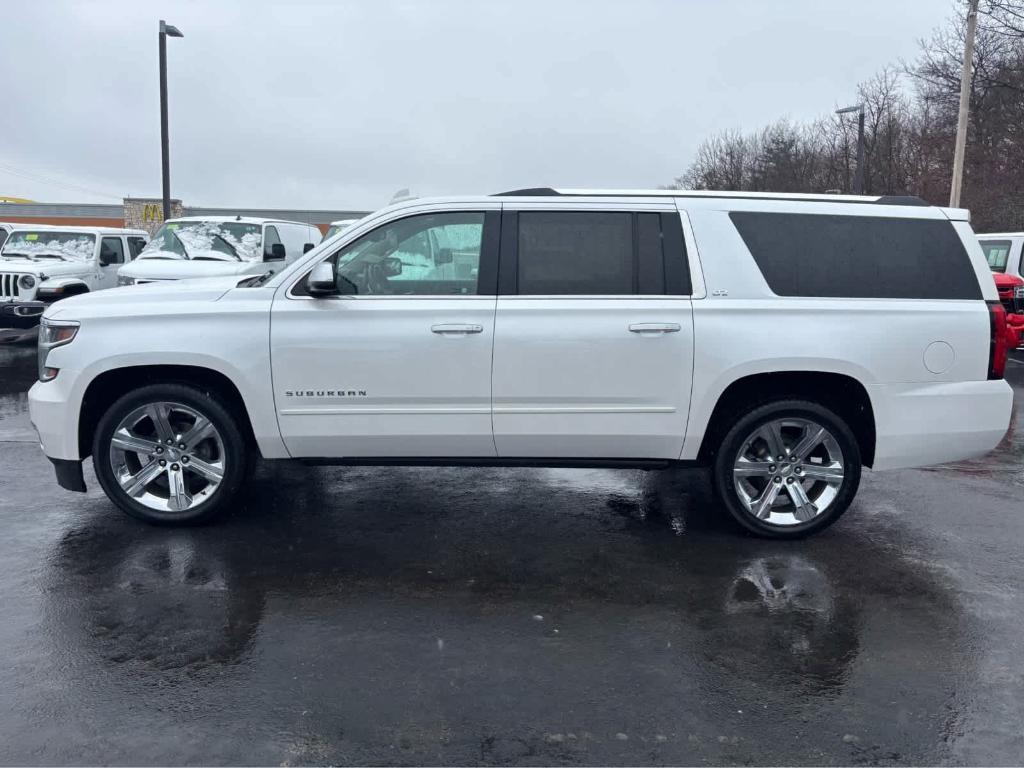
left=143, top=203, right=163, bottom=222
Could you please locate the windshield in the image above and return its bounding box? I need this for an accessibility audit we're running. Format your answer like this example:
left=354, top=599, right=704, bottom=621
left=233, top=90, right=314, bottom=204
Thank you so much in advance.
left=140, top=221, right=263, bottom=261
left=1, top=231, right=96, bottom=261
left=981, top=240, right=1012, bottom=272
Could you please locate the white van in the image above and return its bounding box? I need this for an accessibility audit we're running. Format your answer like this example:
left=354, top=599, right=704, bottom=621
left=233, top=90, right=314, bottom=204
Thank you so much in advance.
left=323, top=219, right=361, bottom=240
left=117, top=216, right=321, bottom=285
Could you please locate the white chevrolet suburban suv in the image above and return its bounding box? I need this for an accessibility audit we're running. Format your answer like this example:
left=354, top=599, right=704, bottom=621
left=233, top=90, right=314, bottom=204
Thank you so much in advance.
left=28, top=189, right=1012, bottom=538
left=0, top=226, right=148, bottom=341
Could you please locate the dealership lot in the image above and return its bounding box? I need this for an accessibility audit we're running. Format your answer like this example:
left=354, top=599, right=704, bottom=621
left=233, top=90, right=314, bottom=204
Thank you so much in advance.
left=1, top=342, right=1023, bottom=765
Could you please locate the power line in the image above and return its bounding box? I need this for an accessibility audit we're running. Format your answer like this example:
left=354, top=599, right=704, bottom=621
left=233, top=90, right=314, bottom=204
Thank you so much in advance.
left=0, top=160, right=124, bottom=201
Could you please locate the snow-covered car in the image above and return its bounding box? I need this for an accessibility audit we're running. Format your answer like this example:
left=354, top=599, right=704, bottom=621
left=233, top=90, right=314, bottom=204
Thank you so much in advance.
left=323, top=219, right=360, bottom=240
left=116, top=217, right=321, bottom=285
left=0, top=226, right=148, bottom=341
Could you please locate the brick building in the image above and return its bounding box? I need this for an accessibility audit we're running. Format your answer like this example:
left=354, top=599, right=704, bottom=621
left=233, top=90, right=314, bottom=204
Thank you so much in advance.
left=0, top=197, right=370, bottom=237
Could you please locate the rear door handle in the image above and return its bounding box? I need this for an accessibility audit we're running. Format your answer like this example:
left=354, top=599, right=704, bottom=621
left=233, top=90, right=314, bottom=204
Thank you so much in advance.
left=431, top=323, right=484, bottom=335
left=629, top=323, right=681, bottom=334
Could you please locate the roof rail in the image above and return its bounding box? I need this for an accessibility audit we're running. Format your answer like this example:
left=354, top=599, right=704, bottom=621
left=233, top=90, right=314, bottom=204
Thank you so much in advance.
left=874, top=195, right=929, bottom=207
left=494, top=187, right=930, bottom=206
left=494, top=187, right=560, bottom=196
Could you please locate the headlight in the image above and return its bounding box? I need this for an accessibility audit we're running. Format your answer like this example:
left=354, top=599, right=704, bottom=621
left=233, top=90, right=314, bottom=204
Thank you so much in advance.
left=18, top=274, right=36, bottom=290
left=117, top=275, right=135, bottom=286
left=38, top=318, right=80, bottom=382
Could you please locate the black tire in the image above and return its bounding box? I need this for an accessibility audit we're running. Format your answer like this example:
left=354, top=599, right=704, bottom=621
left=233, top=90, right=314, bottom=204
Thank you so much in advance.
left=711, top=399, right=861, bottom=539
left=92, top=383, right=250, bottom=525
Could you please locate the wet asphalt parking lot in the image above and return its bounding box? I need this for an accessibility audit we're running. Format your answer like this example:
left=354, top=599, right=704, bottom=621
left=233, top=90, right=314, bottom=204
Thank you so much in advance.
left=1, top=342, right=1023, bottom=766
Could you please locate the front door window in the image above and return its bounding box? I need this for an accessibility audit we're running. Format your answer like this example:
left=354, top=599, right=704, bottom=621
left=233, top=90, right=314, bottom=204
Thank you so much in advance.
left=329, top=213, right=485, bottom=295
left=100, top=237, right=125, bottom=266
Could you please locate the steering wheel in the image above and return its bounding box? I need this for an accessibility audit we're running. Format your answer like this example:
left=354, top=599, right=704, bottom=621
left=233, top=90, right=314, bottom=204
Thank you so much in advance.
left=363, top=261, right=389, bottom=294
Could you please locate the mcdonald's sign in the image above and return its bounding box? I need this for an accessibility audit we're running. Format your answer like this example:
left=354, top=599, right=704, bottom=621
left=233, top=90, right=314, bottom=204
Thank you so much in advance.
left=142, top=203, right=163, bottom=222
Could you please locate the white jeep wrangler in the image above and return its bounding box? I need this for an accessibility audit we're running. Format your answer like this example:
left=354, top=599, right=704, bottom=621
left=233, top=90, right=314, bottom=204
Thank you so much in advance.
left=28, top=189, right=1013, bottom=538
left=0, top=226, right=148, bottom=342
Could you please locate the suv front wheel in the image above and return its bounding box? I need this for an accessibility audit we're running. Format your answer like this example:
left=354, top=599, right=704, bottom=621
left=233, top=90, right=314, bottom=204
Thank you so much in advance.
left=712, top=400, right=861, bottom=538
left=92, top=383, right=249, bottom=525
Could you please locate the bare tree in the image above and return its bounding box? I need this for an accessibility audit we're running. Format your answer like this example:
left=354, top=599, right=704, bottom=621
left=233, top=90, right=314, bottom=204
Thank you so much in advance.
left=668, top=0, right=1024, bottom=230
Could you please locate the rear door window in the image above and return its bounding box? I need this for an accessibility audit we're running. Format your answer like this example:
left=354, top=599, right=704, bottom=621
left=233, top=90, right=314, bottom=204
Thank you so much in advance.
left=730, top=212, right=982, bottom=300
left=511, top=211, right=691, bottom=296
left=517, top=212, right=633, bottom=295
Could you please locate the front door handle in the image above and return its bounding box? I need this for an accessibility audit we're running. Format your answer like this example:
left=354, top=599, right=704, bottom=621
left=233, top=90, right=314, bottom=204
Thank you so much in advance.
left=629, top=323, right=681, bottom=334
left=431, top=323, right=484, bottom=335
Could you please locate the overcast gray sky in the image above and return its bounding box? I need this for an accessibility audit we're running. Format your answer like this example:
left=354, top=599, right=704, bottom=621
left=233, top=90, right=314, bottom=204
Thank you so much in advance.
left=0, top=0, right=953, bottom=210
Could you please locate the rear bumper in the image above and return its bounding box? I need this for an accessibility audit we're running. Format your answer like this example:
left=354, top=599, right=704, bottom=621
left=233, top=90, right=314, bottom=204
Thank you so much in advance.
left=869, top=379, right=1013, bottom=470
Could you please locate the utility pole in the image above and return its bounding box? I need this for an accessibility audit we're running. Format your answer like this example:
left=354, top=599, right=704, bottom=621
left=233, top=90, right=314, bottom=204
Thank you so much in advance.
left=836, top=105, right=865, bottom=194
left=159, top=20, right=184, bottom=222
left=950, top=0, right=980, bottom=208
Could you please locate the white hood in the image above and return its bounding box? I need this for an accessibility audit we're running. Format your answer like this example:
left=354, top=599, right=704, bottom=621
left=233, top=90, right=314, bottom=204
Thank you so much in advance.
left=44, top=276, right=248, bottom=319
left=0, top=259, right=91, bottom=279
left=119, top=255, right=268, bottom=281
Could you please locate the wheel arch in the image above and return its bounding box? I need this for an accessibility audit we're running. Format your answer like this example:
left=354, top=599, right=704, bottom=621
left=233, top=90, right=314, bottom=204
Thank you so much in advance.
left=41, top=280, right=90, bottom=299
left=696, top=370, right=876, bottom=467
left=78, top=364, right=258, bottom=459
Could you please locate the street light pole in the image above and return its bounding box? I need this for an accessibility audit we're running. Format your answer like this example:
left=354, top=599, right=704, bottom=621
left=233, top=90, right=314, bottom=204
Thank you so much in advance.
left=950, top=0, right=980, bottom=208
left=836, top=104, right=865, bottom=195
left=159, top=20, right=184, bottom=222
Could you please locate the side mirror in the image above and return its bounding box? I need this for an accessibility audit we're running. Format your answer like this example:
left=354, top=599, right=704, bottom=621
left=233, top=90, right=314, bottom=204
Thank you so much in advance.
left=435, top=247, right=453, bottom=265
left=266, top=243, right=286, bottom=261
left=98, top=254, right=111, bottom=267
left=307, top=262, right=337, bottom=296
left=302, top=242, right=315, bottom=254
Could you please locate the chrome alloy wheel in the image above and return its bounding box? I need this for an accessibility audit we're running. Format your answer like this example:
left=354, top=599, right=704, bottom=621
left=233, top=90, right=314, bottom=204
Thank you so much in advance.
left=108, top=401, right=226, bottom=513
left=732, top=418, right=845, bottom=526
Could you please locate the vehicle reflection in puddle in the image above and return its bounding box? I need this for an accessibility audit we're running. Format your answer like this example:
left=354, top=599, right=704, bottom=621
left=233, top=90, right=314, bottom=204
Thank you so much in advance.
left=0, top=344, right=37, bottom=443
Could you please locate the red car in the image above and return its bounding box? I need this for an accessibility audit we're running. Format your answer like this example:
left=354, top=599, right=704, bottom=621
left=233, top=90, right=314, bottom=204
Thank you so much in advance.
left=993, top=272, right=1024, bottom=348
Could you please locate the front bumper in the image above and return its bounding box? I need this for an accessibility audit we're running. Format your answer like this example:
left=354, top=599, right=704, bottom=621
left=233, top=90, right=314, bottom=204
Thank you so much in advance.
left=29, top=374, right=82, bottom=463
left=0, top=301, right=46, bottom=329
left=1006, top=312, right=1024, bottom=349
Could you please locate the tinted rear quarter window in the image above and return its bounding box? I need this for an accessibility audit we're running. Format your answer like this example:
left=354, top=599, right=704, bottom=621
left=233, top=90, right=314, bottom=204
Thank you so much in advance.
left=730, top=211, right=981, bottom=300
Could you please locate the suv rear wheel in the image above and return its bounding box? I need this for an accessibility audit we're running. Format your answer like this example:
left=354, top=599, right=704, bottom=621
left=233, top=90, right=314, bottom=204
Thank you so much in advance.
left=712, top=400, right=861, bottom=538
left=92, top=383, right=249, bottom=525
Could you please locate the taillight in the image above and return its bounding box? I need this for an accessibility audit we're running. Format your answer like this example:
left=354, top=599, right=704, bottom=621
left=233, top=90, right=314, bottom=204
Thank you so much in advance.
left=988, top=300, right=1008, bottom=379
